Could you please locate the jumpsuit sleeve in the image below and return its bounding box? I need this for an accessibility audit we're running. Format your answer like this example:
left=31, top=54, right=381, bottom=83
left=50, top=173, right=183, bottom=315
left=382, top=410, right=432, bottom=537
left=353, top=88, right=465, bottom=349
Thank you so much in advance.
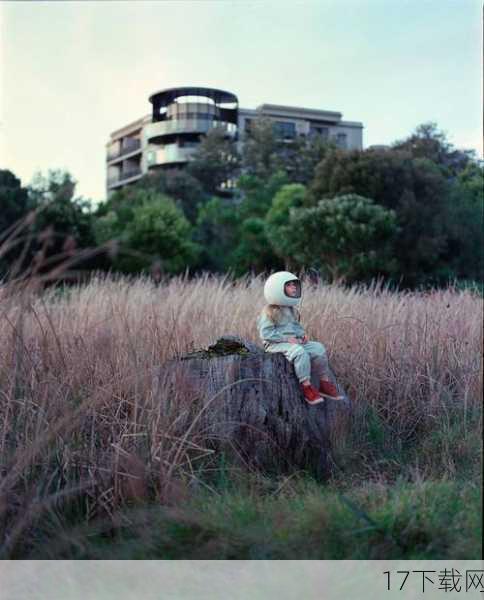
left=257, top=313, right=287, bottom=344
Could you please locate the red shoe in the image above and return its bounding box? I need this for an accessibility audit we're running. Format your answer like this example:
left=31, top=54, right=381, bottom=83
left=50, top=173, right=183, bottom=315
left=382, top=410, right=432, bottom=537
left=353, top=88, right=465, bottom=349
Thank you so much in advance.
left=301, top=384, right=325, bottom=406
left=319, top=380, right=344, bottom=400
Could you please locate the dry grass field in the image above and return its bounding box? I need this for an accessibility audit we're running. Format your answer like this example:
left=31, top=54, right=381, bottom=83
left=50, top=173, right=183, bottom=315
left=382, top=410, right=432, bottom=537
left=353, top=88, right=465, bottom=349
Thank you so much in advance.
left=0, top=273, right=482, bottom=558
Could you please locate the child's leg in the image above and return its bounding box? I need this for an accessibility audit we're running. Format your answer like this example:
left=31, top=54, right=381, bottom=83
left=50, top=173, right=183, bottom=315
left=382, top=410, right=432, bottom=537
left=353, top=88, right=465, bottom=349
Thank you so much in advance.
left=303, top=341, right=330, bottom=380
left=304, top=341, right=343, bottom=399
left=265, top=342, right=311, bottom=384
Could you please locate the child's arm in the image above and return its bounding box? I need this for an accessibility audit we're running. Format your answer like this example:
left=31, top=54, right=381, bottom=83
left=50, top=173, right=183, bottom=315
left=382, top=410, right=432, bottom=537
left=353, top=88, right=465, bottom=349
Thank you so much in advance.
left=257, top=313, right=289, bottom=344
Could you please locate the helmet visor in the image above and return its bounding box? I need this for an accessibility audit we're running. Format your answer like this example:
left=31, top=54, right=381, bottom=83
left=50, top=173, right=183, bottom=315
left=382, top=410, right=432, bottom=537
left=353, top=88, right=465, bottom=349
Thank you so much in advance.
left=284, top=279, right=301, bottom=299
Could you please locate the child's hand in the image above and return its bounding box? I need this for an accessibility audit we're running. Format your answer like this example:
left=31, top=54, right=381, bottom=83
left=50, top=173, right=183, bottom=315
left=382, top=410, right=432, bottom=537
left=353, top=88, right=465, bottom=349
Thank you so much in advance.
left=287, top=337, right=300, bottom=344
left=301, top=335, right=308, bottom=344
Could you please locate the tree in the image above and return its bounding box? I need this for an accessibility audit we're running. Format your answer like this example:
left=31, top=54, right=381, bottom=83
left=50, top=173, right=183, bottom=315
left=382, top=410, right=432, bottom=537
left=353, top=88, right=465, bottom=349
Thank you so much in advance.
left=236, top=170, right=289, bottom=221
left=456, top=160, right=484, bottom=204
left=392, top=122, right=476, bottom=178
left=229, top=217, right=282, bottom=276
left=225, top=172, right=289, bottom=274
left=309, top=148, right=452, bottom=286
left=187, top=126, right=240, bottom=196
left=192, top=171, right=289, bottom=275
left=136, top=169, right=207, bottom=224
left=0, top=169, right=32, bottom=234
left=241, top=118, right=284, bottom=181
left=437, top=161, right=484, bottom=282
left=95, top=190, right=199, bottom=274
left=265, top=183, right=308, bottom=269
left=2, top=169, right=99, bottom=279
left=241, top=118, right=334, bottom=185
left=28, top=170, right=95, bottom=254
left=268, top=194, right=399, bottom=283
left=0, top=170, right=33, bottom=277
left=194, top=196, right=240, bottom=272
left=286, top=134, right=335, bottom=185
left=29, top=169, right=77, bottom=205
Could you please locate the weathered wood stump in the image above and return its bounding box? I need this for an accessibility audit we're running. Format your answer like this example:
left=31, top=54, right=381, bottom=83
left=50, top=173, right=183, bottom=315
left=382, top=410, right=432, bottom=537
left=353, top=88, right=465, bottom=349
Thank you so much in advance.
left=153, top=336, right=351, bottom=479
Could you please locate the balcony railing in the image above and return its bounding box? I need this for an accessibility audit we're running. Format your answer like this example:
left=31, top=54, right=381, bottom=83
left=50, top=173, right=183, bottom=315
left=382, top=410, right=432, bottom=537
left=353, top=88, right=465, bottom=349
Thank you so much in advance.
left=107, top=167, right=143, bottom=185
left=147, top=144, right=197, bottom=167
left=107, top=138, right=142, bottom=161
left=145, top=118, right=236, bottom=141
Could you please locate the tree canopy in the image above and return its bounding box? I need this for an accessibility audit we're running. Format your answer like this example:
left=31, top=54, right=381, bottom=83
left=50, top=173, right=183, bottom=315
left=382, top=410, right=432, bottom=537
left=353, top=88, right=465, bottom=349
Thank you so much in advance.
left=187, top=126, right=241, bottom=196
left=309, top=148, right=457, bottom=285
left=0, top=170, right=31, bottom=235
left=268, top=193, right=399, bottom=282
left=95, top=189, right=199, bottom=275
left=2, top=119, right=481, bottom=288
left=392, top=122, right=477, bottom=178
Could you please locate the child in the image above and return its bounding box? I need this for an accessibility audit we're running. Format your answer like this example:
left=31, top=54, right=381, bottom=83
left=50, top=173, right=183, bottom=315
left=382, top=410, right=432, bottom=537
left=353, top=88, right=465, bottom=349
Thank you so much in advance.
left=257, top=271, right=343, bottom=406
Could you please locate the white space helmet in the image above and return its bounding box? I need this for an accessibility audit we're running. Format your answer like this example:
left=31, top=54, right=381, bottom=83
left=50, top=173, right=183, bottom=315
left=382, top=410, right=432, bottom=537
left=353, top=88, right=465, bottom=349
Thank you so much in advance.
left=264, top=271, right=302, bottom=307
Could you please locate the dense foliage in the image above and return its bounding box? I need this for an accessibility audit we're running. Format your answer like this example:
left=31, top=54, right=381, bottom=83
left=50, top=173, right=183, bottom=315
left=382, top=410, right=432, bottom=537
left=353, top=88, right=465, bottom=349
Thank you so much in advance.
left=1, top=121, right=482, bottom=287
left=95, top=188, right=199, bottom=274
left=268, top=193, right=399, bottom=282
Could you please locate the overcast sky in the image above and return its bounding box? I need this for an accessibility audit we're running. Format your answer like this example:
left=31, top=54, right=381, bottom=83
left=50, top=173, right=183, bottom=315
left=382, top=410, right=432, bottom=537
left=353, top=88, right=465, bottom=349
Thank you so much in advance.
left=1, top=0, right=482, bottom=205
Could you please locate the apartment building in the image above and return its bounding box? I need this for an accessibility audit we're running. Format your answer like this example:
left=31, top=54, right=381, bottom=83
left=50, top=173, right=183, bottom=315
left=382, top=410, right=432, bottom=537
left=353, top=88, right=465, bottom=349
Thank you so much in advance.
left=106, top=86, right=364, bottom=193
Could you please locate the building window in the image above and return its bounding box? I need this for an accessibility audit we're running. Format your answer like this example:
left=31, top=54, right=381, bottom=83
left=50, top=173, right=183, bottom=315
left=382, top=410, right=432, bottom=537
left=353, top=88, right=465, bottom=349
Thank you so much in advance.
left=174, top=112, right=214, bottom=121
left=336, top=133, right=347, bottom=149
left=273, top=121, right=296, bottom=139
left=220, top=178, right=236, bottom=190
left=309, top=125, right=329, bottom=138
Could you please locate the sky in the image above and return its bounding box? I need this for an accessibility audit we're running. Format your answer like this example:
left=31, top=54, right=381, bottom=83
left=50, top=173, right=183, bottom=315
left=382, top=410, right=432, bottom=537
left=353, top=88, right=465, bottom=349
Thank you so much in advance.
left=1, top=0, right=482, bottom=205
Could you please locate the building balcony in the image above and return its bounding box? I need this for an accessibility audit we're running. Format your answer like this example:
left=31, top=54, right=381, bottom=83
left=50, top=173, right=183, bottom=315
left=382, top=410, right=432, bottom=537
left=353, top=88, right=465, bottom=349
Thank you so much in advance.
left=147, top=144, right=198, bottom=167
left=145, top=118, right=236, bottom=142
left=107, top=167, right=143, bottom=187
left=107, top=138, right=142, bottom=162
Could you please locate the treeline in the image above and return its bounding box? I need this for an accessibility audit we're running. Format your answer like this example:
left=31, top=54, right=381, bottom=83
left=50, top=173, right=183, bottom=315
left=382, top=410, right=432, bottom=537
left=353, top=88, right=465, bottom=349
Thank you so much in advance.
left=1, top=120, right=482, bottom=288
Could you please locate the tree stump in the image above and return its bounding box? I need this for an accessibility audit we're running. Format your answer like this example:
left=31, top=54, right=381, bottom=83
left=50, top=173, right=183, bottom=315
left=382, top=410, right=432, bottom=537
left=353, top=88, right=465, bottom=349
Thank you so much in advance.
left=153, top=336, right=351, bottom=479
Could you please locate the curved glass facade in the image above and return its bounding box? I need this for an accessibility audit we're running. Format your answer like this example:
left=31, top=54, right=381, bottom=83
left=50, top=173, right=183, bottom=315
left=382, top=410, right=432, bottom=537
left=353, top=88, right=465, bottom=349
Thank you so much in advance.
left=166, top=102, right=218, bottom=120
left=145, top=119, right=236, bottom=142
left=150, top=87, right=237, bottom=125
left=145, top=87, right=239, bottom=167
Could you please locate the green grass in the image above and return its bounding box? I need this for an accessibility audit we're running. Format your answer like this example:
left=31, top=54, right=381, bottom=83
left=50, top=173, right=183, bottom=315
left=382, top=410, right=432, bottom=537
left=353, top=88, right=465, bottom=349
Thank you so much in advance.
left=20, top=472, right=481, bottom=560
left=6, top=401, right=482, bottom=560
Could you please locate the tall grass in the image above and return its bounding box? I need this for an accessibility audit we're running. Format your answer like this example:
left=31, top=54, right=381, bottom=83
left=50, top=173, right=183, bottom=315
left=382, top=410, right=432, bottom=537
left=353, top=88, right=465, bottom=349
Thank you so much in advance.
left=0, top=253, right=482, bottom=557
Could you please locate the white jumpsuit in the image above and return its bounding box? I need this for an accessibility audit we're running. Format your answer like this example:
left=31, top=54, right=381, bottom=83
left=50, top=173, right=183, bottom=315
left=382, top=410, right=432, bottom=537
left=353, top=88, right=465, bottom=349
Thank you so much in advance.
left=257, top=307, right=330, bottom=383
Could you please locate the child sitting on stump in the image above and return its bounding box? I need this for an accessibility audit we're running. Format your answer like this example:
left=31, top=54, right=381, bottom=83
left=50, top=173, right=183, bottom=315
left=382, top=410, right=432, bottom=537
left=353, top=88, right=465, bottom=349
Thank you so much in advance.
left=257, top=271, right=343, bottom=406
